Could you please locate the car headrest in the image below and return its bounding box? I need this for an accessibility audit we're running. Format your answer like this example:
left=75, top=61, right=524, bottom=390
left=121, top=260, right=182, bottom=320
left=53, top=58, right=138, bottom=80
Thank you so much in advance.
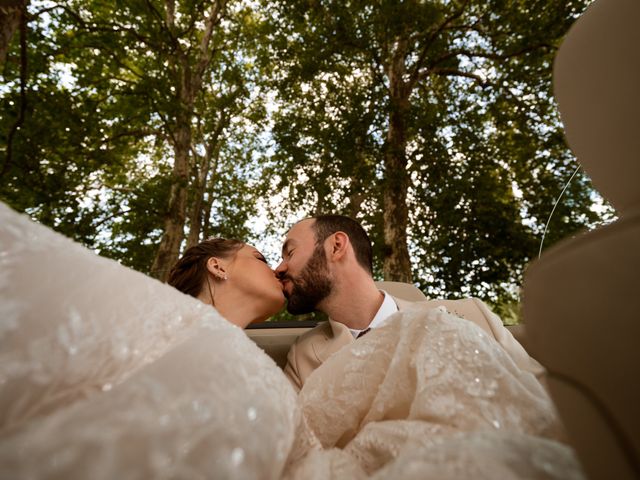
left=524, top=1, right=640, bottom=478
left=554, top=0, right=640, bottom=217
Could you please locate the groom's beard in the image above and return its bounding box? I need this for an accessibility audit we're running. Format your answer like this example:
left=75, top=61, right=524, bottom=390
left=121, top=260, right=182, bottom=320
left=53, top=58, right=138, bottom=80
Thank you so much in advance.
left=284, top=245, right=332, bottom=315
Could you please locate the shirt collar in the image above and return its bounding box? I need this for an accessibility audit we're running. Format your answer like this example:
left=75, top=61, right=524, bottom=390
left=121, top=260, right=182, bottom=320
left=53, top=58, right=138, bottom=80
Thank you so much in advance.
left=350, top=290, right=399, bottom=339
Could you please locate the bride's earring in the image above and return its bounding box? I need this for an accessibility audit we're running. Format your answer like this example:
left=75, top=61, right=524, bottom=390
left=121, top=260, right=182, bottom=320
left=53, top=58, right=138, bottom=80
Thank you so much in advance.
left=216, top=272, right=228, bottom=281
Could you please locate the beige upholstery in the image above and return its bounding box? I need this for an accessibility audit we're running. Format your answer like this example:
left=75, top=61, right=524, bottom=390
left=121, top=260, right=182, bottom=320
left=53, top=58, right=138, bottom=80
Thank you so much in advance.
left=553, top=0, right=640, bottom=217
left=374, top=280, right=428, bottom=301
left=524, top=1, right=640, bottom=478
left=246, top=327, right=308, bottom=369
left=376, top=281, right=527, bottom=346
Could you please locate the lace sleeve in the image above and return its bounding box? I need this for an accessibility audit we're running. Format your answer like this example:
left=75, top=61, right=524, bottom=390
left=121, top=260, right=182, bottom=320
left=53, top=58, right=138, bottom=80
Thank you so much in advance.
left=0, top=202, right=299, bottom=479
left=0, top=201, right=221, bottom=431
left=289, top=308, right=580, bottom=478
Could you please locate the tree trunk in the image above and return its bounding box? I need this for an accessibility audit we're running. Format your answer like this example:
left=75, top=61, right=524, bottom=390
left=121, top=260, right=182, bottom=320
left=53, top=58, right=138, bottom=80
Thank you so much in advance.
left=1, top=1, right=27, bottom=179
left=348, top=191, right=365, bottom=219
left=0, top=2, right=24, bottom=67
left=382, top=38, right=413, bottom=282
left=185, top=161, right=207, bottom=249
left=150, top=110, right=191, bottom=280
left=347, top=135, right=367, bottom=219
left=150, top=0, right=223, bottom=280
left=186, top=138, right=220, bottom=249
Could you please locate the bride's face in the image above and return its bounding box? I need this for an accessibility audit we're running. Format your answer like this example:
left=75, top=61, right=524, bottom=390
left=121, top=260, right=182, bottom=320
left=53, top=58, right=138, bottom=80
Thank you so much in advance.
left=225, top=245, right=285, bottom=322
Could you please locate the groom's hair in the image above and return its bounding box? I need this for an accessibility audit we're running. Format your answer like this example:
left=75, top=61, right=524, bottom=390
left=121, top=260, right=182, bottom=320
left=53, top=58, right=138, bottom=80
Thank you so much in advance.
left=311, top=215, right=373, bottom=275
left=168, top=238, right=244, bottom=298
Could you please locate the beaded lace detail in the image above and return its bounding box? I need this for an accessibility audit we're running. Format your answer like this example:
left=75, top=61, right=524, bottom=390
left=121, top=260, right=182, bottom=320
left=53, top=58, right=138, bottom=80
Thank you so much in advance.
left=0, top=203, right=297, bottom=479
left=286, top=309, right=583, bottom=478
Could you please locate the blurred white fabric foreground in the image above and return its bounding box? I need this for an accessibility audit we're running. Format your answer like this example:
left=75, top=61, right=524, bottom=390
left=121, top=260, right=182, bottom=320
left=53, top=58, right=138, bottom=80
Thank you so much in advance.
left=0, top=201, right=298, bottom=479
left=0, top=202, right=583, bottom=479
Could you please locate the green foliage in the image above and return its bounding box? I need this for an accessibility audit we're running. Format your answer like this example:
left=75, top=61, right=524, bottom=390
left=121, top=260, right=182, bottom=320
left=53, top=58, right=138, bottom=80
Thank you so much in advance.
left=1, top=0, right=613, bottom=314
left=1, top=0, right=269, bottom=273
left=260, top=0, right=609, bottom=306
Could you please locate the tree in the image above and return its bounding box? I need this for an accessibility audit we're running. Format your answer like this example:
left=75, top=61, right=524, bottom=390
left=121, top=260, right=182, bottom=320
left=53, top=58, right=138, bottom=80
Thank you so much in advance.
left=1, top=0, right=612, bottom=310
left=261, top=0, right=603, bottom=302
left=1, top=0, right=268, bottom=278
left=0, top=1, right=27, bottom=68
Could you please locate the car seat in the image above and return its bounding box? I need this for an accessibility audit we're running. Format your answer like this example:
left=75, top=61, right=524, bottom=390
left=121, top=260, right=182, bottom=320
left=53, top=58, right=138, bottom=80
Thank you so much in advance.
left=523, top=0, right=640, bottom=478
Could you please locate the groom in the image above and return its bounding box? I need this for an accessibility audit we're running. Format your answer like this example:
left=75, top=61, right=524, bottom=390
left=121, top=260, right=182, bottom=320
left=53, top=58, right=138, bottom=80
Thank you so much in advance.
left=275, top=215, right=544, bottom=391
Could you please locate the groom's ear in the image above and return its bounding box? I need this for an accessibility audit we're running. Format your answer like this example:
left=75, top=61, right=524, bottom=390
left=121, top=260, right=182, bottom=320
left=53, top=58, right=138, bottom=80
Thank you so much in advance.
left=206, top=257, right=227, bottom=280
left=329, top=231, right=349, bottom=261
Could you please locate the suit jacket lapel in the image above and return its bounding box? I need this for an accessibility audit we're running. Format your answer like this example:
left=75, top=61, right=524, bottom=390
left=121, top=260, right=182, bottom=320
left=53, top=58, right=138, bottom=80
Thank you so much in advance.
left=312, top=319, right=353, bottom=364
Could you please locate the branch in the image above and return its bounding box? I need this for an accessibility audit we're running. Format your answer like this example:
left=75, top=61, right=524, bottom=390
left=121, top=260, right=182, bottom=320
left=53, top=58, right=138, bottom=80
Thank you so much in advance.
left=442, top=22, right=481, bottom=33
left=430, top=67, right=489, bottom=87
left=92, top=23, right=162, bottom=50
left=407, top=0, right=471, bottom=92
left=163, top=0, right=175, bottom=30
left=199, top=115, right=226, bottom=177
left=439, top=3, right=492, bottom=37
left=192, top=0, right=226, bottom=92
left=99, top=129, right=155, bottom=145
left=415, top=42, right=555, bottom=84
left=30, top=3, right=85, bottom=25
left=33, top=4, right=166, bottom=52
left=149, top=95, right=177, bottom=146
left=368, top=43, right=391, bottom=92
left=429, top=43, right=555, bottom=68
left=90, top=206, right=133, bottom=230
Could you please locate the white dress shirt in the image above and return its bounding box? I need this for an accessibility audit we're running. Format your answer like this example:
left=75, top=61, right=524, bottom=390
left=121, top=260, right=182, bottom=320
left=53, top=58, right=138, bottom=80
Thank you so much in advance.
left=349, top=290, right=399, bottom=339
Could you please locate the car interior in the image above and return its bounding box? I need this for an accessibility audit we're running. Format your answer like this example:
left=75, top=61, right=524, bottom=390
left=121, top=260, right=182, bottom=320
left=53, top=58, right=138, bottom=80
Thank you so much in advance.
left=247, top=0, right=640, bottom=478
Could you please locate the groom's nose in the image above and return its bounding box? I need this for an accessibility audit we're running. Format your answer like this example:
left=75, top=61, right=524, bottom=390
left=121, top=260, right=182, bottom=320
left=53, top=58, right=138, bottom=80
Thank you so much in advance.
left=275, top=261, right=287, bottom=278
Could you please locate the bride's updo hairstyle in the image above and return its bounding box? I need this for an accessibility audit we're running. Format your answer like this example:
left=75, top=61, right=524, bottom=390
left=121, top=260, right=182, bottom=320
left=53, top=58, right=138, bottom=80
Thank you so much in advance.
left=168, top=238, right=244, bottom=298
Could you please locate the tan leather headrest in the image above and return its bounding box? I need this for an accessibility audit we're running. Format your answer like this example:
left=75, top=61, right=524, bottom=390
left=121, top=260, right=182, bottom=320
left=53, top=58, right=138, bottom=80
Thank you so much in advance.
left=554, top=0, right=640, bottom=217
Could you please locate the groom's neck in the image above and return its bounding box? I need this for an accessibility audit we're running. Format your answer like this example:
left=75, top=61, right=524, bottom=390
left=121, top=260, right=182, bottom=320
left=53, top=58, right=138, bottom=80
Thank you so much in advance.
left=319, top=275, right=384, bottom=330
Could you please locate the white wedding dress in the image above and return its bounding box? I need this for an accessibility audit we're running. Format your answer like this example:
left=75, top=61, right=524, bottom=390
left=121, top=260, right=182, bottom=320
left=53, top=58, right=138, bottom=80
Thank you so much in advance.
left=0, top=202, right=584, bottom=479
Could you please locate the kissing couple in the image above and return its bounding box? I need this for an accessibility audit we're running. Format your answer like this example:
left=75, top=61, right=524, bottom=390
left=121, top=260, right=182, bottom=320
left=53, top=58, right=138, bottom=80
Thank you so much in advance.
left=169, top=214, right=545, bottom=392
left=0, top=204, right=584, bottom=479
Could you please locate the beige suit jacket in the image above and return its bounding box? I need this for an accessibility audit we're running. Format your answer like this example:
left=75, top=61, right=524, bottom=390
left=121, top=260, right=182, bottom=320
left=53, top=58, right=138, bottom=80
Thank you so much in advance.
left=284, top=296, right=545, bottom=392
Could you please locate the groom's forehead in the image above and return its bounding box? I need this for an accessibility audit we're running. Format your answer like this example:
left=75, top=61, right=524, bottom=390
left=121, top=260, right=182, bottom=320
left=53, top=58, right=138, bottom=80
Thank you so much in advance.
left=288, top=219, right=315, bottom=237
left=283, top=220, right=316, bottom=249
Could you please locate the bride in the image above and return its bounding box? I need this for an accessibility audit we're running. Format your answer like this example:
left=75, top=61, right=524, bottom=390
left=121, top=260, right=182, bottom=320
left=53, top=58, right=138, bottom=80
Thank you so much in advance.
left=166, top=237, right=286, bottom=328
left=0, top=202, right=584, bottom=479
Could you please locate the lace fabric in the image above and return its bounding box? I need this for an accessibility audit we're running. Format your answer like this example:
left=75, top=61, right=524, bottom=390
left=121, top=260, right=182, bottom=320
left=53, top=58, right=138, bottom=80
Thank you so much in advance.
left=0, top=200, right=216, bottom=431
left=288, top=308, right=581, bottom=478
left=0, top=203, right=298, bottom=479
left=0, top=202, right=584, bottom=479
